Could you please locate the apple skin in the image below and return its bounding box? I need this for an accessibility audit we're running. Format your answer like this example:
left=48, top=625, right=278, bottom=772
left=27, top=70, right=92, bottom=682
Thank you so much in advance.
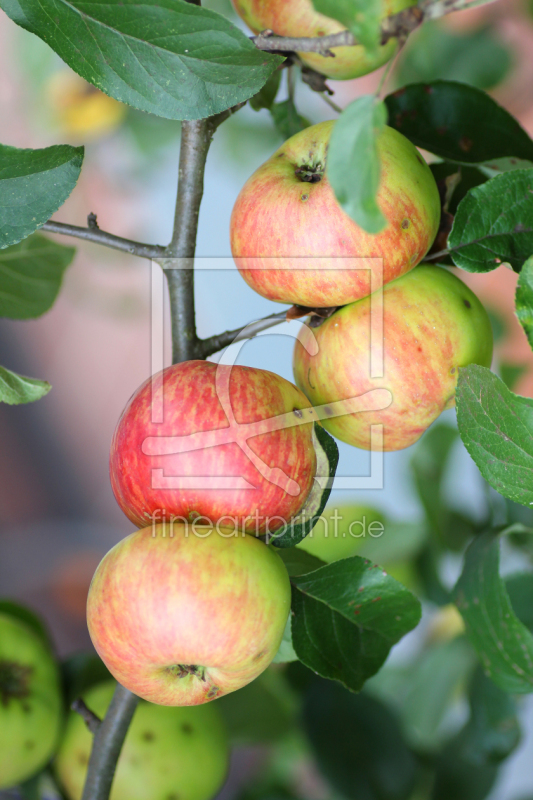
left=297, top=503, right=385, bottom=562
left=55, top=681, right=229, bottom=800
left=0, top=613, right=63, bottom=789
left=230, top=122, right=440, bottom=308
left=87, top=524, right=291, bottom=706
left=110, top=360, right=317, bottom=535
left=293, top=265, right=493, bottom=451
left=231, top=0, right=416, bottom=81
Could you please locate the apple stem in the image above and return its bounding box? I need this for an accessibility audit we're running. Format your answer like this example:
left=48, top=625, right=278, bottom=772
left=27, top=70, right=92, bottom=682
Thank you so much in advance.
left=80, top=683, right=139, bottom=800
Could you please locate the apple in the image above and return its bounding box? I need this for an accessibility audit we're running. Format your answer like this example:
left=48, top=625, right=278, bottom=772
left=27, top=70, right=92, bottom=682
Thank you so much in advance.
left=231, top=0, right=417, bottom=81
left=0, top=612, right=63, bottom=789
left=55, top=680, right=229, bottom=800
left=293, top=265, right=493, bottom=451
left=297, top=503, right=385, bottom=562
left=87, top=523, right=291, bottom=705
left=230, top=122, right=440, bottom=308
left=110, top=360, right=318, bottom=536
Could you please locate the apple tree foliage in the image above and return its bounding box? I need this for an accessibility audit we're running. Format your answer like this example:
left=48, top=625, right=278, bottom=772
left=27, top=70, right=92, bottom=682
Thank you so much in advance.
left=2, top=0, right=533, bottom=798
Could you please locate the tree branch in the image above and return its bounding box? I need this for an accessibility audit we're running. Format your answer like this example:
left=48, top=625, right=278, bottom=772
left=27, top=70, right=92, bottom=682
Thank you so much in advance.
left=72, top=698, right=102, bottom=735
left=81, top=683, right=139, bottom=800
left=199, top=310, right=288, bottom=359
left=41, top=219, right=166, bottom=259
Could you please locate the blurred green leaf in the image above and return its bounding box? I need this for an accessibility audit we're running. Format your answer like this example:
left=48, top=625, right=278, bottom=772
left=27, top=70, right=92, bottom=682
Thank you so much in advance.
left=0, top=234, right=75, bottom=319
left=277, top=547, right=325, bottom=577
left=327, top=95, right=387, bottom=234
left=0, top=365, right=51, bottom=405
left=431, top=728, right=498, bottom=800
left=449, top=171, right=533, bottom=273
left=215, top=669, right=296, bottom=745
left=250, top=70, right=282, bottom=111
left=272, top=615, right=298, bottom=664
left=506, top=573, right=533, bottom=632
left=312, top=0, right=381, bottom=51
left=500, top=363, right=527, bottom=391
left=462, top=667, right=521, bottom=764
left=0, top=143, right=82, bottom=249
left=0, top=600, right=53, bottom=649
left=454, top=530, right=533, bottom=693
left=0, top=0, right=283, bottom=121
left=516, top=254, right=533, bottom=350
left=394, top=22, right=512, bottom=91
left=304, top=679, right=417, bottom=800
left=385, top=82, right=533, bottom=165
left=61, top=653, right=112, bottom=705
left=411, top=423, right=458, bottom=534
left=429, top=162, right=487, bottom=216
left=456, top=366, right=533, bottom=507
left=270, top=99, right=310, bottom=140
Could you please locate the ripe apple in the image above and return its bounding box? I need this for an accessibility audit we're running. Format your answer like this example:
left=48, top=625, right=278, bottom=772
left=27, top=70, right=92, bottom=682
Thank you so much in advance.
left=0, top=612, right=63, bottom=789
left=231, top=0, right=416, bottom=81
left=55, top=680, right=229, bottom=800
left=110, top=360, right=317, bottom=535
left=293, top=265, right=493, bottom=451
left=230, top=122, right=440, bottom=308
left=87, top=523, right=291, bottom=705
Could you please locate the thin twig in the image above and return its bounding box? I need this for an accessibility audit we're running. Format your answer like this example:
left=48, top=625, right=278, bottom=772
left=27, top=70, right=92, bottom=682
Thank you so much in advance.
left=319, top=92, right=343, bottom=114
left=425, top=248, right=450, bottom=261
left=72, top=698, right=102, bottom=735
left=199, top=311, right=288, bottom=359
left=81, top=684, right=139, bottom=800
left=41, top=220, right=166, bottom=259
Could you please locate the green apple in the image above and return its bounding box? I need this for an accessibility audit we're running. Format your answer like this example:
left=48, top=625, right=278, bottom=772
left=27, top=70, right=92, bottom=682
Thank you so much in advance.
left=297, top=503, right=385, bottom=562
left=293, top=265, right=493, bottom=451
left=0, top=612, right=63, bottom=789
left=87, top=523, right=291, bottom=705
left=231, top=0, right=417, bottom=81
left=55, top=681, right=229, bottom=800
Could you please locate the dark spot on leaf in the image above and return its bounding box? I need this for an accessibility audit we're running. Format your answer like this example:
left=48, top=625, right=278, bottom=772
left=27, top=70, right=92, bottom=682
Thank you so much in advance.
left=463, top=299, right=471, bottom=309
left=459, top=136, right=473, bottom=153
left=515, top=223, right=525, bottom=232
left=437, top=126, right=447, bottom=136
left=372, top=596, right=382, bottom=602
left=424, top=85, right=434, bottom=94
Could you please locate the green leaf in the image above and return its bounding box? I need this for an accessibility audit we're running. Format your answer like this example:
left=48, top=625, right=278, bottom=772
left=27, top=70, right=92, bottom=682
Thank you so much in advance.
left=61, top=653, right=112, bottom=705
left=448, top=170, right=533, bottom=273
left=0, top=143, right=83, bottom=249
left=385, top=81, right=533, bottom=164
left=0, top=234, right=75, bottom=319
left=456, top=365, right=533, bottom=507
left=269, top=99, right=310, bottom=141
left=500, top=363, right=527, bottom=391
left=0, top=0, right=283, bottom=121
left=430, top=162, right=487, bottom=216
left=411, top=423, right=459, bottom=535
left=215, top=669, right=296, bottom=744
left=311, top=0, right=381, bottom=52
left=327, top=95, right=388, bottom=234
left=249, top=70, right=282, bottom=112
left=431, top=727, right=498, bottom=800
left=272, top=424, right=339, bottom=548
left=291, top=556, right=421, bottom=692
left=506, top=572, right=533, bottom=632
left=516, top=254, right=533, bottom=350
left=303, top=679, right=417, bottom=800
left=277, top=547, right=326, bottom=577
left=272, top=615, right=298, bottom=664
left=462, top=667, right=521, bottom=764
left=0, top=365, right=51, bottom=405
left=454, top=530, right=533, bottom=694
left=394, top=21, right=512, bottom=91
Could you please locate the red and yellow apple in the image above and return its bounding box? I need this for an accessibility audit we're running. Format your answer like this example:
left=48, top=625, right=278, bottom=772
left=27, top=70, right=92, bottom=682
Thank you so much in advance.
left=231, top=0, right=416, bottom=81
left=56, top=680, right=230, bottom=800
left=87, top=523, right=291, bottom=705
left=230, top=122, right=440, bottom=308
left=110, top=360, right=317, bottom=535
left=293, top=265, right=493, bottom=451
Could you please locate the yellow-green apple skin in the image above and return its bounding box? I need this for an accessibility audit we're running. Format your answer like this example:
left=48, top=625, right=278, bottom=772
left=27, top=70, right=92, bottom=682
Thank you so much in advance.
left=298, top=503, right=385, bottom=561
left=110, top=360, right=317, bottom=536
left=293, top=265, right=493, bottom=451
left=55, top=681, right=229, bottom=800
left=231, top=0, right=416, bottom=81
left=230, top=122, right=440, bottom=308
left=87, top=524, right=291, bottom=706
left=0, top=613, right=63, bottom=789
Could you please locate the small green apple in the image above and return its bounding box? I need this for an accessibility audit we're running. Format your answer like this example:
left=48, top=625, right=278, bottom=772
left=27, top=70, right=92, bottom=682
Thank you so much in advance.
left=55, top=681, right=229, bottom=800
left=0, top=612, right=63, bottom=789
left=297, top=503, right=385, bottom=562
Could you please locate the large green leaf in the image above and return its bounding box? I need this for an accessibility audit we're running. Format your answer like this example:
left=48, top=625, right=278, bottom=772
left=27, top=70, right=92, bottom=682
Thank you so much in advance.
left=0, top=234, right=75, bottom=319
left=0, top=365, right=51, bottom=405
left=303, top=679, right=417, bottom=800
left=462, top=667, right=521, bottom=764
left=0, top=0, right=283, bottom=121
left=311, top=0, right=381, bottom=51
left=448, top=170, right=533, bottom=273
left=456, top=365, right=533, bottom=507
left=516, top=254, right=533, bottom=351
left=0, top=143, right=83, bottom=249
left=431, top=728, right=498, bottom=800
left=454, top=530, right=533, bottom=694
left=385, top=81, right=533, bottom=164
left=291, top=556, right=421, bottom=692
left=326, top=95, right=388, bottom=234
left=269, top=99, right=310, bottom=141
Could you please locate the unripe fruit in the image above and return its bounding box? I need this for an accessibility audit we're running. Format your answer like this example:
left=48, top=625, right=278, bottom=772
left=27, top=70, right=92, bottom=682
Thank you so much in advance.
left=87, top=524, right=291, bottom=705
left=231, top=0, right=417, bottom=81
left=110, top=360, right=317, bottom=535
left=293, top=265, right=493, bottom=451
left=0, top=613, right=63, bottom=789
left=230, top=122, right=440, bottom=308
left=55, top=681, right=229, bottom=800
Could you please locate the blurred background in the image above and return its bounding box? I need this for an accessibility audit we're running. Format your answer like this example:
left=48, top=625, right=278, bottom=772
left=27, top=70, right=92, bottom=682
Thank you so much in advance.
left=2, top=0, right=533, bottom=798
